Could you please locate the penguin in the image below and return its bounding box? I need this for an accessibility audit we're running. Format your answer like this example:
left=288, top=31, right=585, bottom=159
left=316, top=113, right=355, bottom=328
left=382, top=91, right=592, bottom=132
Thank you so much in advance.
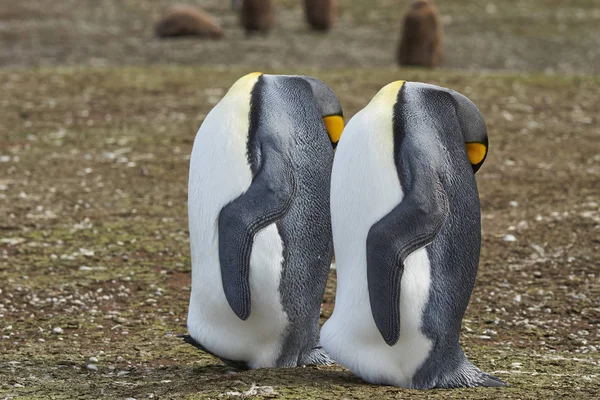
left=155, top=5, right=224, bottom=39
left=303, top=0, right=336, bottom=31
left=397, top=0, right=443, bottom=68
left=240, top=0, right=274, bottom=35
left=320, top=81, right=506, bottom=389
left=185, top=72, right=344, bottom=369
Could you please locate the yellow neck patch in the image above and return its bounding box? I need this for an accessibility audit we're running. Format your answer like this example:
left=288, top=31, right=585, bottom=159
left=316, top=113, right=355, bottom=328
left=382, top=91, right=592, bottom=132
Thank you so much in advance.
left=366, top=80, right=406, bottom=109
left=324, top=115, right=344, bottom=144
left=466, top=142, right=487, bottom=165
left=225, top=72, right=263, bottom=100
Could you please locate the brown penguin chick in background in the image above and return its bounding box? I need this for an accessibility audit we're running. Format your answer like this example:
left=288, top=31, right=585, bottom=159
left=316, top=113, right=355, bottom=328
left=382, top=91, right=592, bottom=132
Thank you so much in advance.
left=304, top=0, right=335, bottom=31
left=155, top=5, right=224, bottom=39
left=241, top=0, right=274, bottom=35
left=397, top=0, right=443, bottom=67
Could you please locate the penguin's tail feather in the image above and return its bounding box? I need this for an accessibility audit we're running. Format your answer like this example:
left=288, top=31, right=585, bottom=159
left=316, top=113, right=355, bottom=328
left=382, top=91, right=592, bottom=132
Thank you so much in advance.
left=441, top=360, right=507, bottom=388
left=299, top=346, right=334, bottom=366
left=179, top=334, right=250, bottom=370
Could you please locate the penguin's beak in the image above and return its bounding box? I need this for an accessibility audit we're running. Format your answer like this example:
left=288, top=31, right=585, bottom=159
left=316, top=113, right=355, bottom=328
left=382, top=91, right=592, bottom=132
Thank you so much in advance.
left=324, top=115, right=344, bottom=149
left=466, top=142, right=487, bottom=173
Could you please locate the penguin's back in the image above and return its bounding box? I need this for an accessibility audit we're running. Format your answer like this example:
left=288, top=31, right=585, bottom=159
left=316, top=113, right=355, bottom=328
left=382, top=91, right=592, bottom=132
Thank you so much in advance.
left=399, top=83, right=483, bottom=387
left=253, top=76, right=336, bottom=359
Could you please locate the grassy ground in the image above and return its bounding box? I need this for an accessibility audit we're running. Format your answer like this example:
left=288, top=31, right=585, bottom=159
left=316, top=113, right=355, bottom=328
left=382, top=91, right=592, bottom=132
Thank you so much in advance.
left=1, top=0, right=599, bottom=399
left=1, top=66, right=599, bottom=399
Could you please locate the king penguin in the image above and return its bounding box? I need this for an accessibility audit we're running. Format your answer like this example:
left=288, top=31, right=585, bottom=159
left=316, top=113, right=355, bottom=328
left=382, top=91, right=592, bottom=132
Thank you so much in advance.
left=320, top=81, right=506, bottom=389
left=185, top=72, right=344, bottom=369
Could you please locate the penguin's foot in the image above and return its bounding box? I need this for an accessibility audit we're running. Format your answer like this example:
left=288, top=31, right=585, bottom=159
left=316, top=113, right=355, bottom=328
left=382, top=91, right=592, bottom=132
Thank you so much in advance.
left=299, top=346, right=334, bottom=366
left=435, top=361, right=507, bottom=389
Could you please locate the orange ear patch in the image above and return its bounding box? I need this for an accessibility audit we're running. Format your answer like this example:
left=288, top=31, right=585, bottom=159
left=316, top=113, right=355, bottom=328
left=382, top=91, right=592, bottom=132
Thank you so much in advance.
left=466, top=142, right=487, bottom=165
left=324, top=115, right=344, bottom=144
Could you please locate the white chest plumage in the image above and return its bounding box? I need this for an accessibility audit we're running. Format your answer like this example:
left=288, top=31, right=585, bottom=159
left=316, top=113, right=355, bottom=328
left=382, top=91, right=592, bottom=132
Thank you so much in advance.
left=187, top=74, right=288, bottom=368
left=321, top=82, right=433, bottom=387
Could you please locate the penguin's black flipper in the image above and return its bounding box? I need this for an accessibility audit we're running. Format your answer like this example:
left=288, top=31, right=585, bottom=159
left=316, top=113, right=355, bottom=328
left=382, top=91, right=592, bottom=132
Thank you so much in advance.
left=366, top=172, right=448, bottom=346
left=218, top=148, right=297, bottom=321
left=179, top=335, right=250, bottom=370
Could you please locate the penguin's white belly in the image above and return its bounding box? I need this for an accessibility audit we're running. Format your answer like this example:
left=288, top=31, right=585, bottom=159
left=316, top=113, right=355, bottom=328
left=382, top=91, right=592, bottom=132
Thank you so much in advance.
left=187, top=117, right=288, bottom=368
left=322, top=250, right=433, bottom=387
left=321, top=110, right=433, bottom=387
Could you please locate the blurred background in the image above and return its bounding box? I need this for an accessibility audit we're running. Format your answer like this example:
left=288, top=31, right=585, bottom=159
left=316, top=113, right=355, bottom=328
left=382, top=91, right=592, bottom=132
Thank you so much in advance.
left=1, top=0, right=599, bottom=73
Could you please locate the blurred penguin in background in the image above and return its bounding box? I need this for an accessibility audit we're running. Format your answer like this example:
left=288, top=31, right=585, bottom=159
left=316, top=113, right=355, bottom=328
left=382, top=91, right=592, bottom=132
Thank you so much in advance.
left=241, top=0, right=274, bottom=35
left=155, top=5, right=224, bottom=39
left=304, top=0, right=335, bottom=31
left=232, top=0, right=241, bottom=11
left=397, top=0, right=443, bottom=67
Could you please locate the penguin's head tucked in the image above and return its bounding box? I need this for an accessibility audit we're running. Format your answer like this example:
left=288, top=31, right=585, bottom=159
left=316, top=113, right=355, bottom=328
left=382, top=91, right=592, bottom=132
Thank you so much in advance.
left=233, top=73, right=344, bottom=148
left=447, top=88, right=489, bottom=173
left=387, top=81, right=489, bottom=173
left=298, top=76, right=345, bottom=149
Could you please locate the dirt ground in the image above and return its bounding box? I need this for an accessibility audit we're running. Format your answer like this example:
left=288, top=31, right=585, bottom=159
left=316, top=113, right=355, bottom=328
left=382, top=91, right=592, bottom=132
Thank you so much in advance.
left=1, top=1, right=599, bottom=400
